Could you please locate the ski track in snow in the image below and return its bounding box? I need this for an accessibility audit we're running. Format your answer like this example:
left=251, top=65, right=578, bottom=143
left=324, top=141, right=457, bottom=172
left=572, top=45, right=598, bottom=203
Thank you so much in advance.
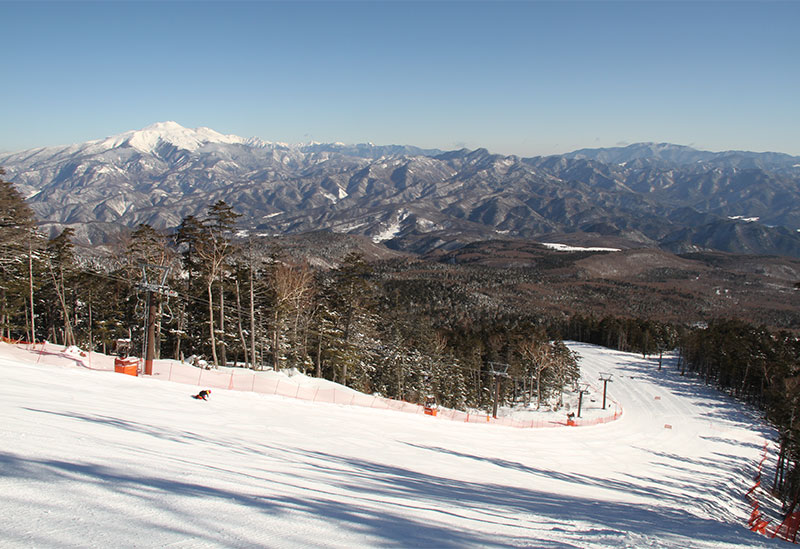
left=0, top=341, right=785, bottom=548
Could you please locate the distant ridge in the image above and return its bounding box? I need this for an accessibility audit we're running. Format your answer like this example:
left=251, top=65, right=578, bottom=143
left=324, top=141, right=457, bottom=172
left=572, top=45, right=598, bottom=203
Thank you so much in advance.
left=2, top=122, right=800, bottom=257
left=563, top=142, right=800, bottom=170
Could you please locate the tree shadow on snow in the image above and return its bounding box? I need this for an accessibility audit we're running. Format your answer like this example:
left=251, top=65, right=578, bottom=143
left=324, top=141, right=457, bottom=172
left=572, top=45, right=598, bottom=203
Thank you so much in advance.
left=271, top=446, right=767, bottom=547
left=0, top=446, right=574, bottom=548
left=402, top=443, right=744, bottom=522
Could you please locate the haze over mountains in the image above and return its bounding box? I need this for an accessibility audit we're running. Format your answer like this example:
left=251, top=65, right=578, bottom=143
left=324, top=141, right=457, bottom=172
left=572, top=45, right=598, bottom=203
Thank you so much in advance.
left=3, top=121, right=800, bottom=257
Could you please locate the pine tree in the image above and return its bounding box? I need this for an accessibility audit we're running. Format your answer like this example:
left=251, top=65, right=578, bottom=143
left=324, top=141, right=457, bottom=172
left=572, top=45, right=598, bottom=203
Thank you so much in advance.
left=326, top=253, right=375, bottom=386
left=174, top=215, right=206, bottom=360
left=0, top=168, right=42, bottom=341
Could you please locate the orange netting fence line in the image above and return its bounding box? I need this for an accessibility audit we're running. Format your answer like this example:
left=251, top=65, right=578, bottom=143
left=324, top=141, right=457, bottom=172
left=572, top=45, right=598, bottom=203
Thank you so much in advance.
left=2, top=340, right=622, bottom=429
left=149, top=359, right=623, bottom=429
left=746, top=439, right=800, bottom=543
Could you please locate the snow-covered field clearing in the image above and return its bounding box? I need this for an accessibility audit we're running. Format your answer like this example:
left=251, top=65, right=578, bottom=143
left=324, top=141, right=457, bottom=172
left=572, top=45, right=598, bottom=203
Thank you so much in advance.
left=0, top=341, right=785, bottom=548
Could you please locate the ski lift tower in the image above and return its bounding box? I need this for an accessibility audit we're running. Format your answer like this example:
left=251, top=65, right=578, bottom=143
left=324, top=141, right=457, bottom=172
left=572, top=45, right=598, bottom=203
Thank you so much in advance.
left=488, top=362, right=510, bottom=419
left=599, top=372, right=613, bottom=410
left=138, top=264, right=177, bottom=375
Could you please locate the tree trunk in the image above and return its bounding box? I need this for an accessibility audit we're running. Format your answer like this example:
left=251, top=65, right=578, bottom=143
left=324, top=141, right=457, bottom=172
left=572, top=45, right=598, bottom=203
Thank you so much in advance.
left=23, top=299, right=31, bottom=343
left=88, top=292, right=93, bottom=352
left=234, top=278, right=249, bottom=367
left=61, top=267, right=74, bottom=347
left=740, top=362, right=751, bottom=399
left=0, top=288, right=6, bottom=340
left=775, top=437, right=786, bottom=495
left=48, top=262, right=74, bottom=347
left=249, top=262, right=256, bottom=369
left=219, top=283, right=226, bottom=367
left=28, top=238, right=36, bottom=342
left=176, top=262, right=192, bottom=360
left=272, top=308, right=280, bottom=370
left=207, top=281, right=218, bottom=365
left=536, top=368, right=542, bottom=409
left=316, top=335, right=322, bottom=378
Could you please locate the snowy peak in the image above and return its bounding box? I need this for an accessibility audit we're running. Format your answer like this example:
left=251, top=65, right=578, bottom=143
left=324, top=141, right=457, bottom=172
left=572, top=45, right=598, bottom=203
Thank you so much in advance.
left=91, top=121, right=250, bottom=155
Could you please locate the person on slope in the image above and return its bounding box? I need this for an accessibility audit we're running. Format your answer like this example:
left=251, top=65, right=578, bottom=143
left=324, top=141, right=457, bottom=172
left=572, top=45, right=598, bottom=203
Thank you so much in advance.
left=192, top=389, right=211, bottom=400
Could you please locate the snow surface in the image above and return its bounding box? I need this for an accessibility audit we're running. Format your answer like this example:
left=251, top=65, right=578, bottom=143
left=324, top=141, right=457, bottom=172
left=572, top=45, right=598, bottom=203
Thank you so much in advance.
left=0, top=341, right=784, bottom=548
left=541, top=243, right=622, bottom=253
left=372, top=210, right=411, bottom=243
left=729, top=216, right=761, bottom=223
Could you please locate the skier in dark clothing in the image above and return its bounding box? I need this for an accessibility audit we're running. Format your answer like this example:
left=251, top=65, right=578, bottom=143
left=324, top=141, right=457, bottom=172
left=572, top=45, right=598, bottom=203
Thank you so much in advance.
left=192, top=389, right=211, bottom=400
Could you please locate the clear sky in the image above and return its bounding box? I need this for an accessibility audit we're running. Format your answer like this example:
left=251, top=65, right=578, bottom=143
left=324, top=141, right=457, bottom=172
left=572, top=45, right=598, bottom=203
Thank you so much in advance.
left=2, top=0, right=798, bottom=157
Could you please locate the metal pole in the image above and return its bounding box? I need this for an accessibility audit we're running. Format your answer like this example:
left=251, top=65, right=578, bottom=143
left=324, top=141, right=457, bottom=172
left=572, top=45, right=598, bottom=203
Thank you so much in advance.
left=145, top=291, right=157, bottom=376
left=141, top=290, right=150, bottom=363
left=492, top=374, right=500, bottom=419
left=138, top=264, right=175, bottom=376
left=599, top=373, right=613, bottom=410
left=488, top=362, right=509, bottom=419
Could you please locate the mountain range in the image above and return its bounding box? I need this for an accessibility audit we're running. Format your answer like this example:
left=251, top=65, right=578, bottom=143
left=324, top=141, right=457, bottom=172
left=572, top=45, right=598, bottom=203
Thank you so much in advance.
left=3, top=121, right=800, bottom=257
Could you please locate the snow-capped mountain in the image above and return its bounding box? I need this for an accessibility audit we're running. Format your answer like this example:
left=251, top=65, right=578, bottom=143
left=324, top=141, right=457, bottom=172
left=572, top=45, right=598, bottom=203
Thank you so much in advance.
left=88, top=120, right=265, bottom=154
left=3, top=121, right=800, bottom=257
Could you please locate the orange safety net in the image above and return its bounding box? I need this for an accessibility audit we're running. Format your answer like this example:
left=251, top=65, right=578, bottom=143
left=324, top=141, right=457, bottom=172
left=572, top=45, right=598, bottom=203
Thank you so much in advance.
left=744, top=440, right=800, bottom=543
left=148, top=360, right=623, bottom=429
left=2, top=340, right=623, bottom=430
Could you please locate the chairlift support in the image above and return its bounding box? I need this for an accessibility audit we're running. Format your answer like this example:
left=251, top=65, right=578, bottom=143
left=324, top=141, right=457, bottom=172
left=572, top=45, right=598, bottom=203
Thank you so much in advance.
left=137, top=264, right=177, bottom=375
left=488, top=361, right=510, bottom=418
left=599, top=372, right=613, bottom=410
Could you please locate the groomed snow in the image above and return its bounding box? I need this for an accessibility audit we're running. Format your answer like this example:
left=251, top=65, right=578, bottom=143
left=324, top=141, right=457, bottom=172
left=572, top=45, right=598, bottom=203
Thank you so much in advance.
left=0, top=341, right=783, bottom=548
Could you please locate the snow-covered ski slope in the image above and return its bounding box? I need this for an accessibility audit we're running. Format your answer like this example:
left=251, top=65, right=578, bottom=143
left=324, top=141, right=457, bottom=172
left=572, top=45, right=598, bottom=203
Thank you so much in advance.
left=0, top=341, right=785, bottom=548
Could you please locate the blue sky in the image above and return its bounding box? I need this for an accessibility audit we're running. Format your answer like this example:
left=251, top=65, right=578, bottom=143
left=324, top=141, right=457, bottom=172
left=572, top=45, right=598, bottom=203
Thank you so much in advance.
left=2, top=1, right=798, bottom=156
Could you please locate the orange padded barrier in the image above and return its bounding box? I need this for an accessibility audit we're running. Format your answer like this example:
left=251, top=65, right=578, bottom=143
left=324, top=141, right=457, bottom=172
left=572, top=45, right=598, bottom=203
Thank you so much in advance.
left=114, top=357, right=140, bottom=376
